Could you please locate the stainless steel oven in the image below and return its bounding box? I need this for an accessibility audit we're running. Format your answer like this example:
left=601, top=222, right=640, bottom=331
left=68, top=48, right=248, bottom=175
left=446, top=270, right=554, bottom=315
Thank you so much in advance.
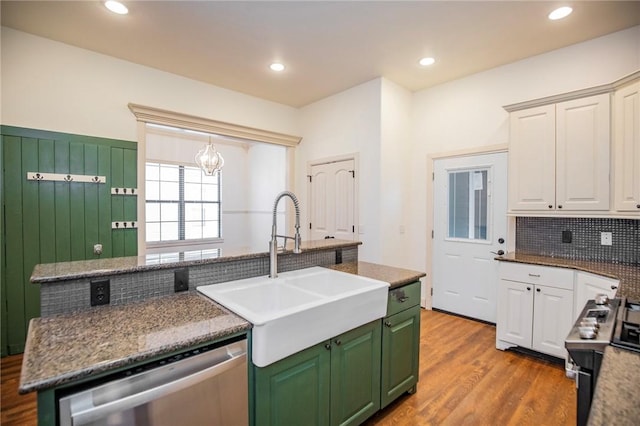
left=59, top=337, right=248, bottom=426
left=565, top=297, right=619, bottom=426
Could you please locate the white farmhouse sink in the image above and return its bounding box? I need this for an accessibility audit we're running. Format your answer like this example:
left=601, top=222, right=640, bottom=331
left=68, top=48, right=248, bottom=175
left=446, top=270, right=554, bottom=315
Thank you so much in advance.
left=197, top=266, right=389, bottom=367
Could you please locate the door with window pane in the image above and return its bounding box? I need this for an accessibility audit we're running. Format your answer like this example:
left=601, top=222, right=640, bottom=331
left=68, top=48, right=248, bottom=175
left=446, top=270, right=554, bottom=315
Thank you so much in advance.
left=432, top=152, right=507, bottom=323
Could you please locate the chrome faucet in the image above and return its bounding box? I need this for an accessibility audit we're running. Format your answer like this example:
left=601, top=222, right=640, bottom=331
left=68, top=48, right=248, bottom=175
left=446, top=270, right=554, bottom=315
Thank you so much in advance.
left=269, top=191, right=302, bottom=278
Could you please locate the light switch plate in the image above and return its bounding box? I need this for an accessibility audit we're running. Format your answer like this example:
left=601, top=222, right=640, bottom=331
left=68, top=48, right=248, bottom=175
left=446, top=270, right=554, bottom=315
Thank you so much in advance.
left=600, top=232, right=612, bottom=246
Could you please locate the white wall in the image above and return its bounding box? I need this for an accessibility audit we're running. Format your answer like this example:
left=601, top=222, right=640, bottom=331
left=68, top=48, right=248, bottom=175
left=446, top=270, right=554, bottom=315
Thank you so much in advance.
left=298, top=79, right=382, bottom=261
left=406, top=25, right=640, bottom=274
left=1, top=27, right=300, bottom=142
left=380, top=79, right=412, bottom=267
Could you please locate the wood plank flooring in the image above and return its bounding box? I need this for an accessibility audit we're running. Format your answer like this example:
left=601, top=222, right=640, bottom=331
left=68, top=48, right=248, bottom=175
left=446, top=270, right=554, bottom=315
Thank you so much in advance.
left=0, top=309, right=575, bottom=426
left=365, top=309, right=576, bottom=425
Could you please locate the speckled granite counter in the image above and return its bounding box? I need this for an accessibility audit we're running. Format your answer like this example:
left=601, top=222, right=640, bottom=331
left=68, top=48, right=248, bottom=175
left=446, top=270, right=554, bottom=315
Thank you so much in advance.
left=19, top=292, right=250, bottom=394
left=496, top=252, right=640, bottom=299
left=588, top=346, right=640, bottom=426
left=31, top=239, right=361, bottom=283
left=327, top=261, right=425, bottom=289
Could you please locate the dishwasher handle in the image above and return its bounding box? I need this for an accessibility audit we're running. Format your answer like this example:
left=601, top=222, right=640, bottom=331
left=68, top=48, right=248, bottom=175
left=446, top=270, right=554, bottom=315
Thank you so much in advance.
left=71, top=349, right=246, bottom=426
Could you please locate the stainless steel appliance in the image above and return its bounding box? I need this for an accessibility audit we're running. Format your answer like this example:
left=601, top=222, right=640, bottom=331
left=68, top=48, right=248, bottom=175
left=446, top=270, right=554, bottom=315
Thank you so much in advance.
left=565, top=298, right=620, bottom=426
left=611, top=298, right=640, bottom=352
left=59, top=337, right=248, bottom=426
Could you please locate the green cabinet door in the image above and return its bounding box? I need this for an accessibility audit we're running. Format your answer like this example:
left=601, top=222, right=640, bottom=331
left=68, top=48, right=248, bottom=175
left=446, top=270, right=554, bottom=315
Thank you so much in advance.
left=254, top=341, right=331, bottom=426
left=330, top=320, right=381, bottom=426
left=381, top=304, right=421, bottom=408
left=253, top=320, right=382, bottom=426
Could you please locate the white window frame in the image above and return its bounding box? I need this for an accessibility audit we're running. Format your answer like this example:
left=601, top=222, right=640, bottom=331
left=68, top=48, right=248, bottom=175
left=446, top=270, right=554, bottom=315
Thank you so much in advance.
left=145, top=161, right=222, bottom=249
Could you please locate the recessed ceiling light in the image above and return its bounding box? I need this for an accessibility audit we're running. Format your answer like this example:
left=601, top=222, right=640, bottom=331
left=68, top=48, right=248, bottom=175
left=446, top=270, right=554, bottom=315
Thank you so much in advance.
left=270, top=63, right=285, bottom=72
left=548, top=6, right=573, bottom=20
left=419, top=57, right=435, bottom=67
left=105, top=1, right=128, bottom=15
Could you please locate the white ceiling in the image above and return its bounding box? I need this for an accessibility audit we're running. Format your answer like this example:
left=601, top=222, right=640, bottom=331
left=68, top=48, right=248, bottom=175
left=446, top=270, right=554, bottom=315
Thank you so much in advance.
left=2, top=1, right=639, bottom=107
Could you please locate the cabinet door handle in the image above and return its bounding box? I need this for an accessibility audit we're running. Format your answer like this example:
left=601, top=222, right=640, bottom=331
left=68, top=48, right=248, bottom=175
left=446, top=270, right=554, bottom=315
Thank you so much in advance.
left=334, top=339, right=342, bottom=346
left=611, top=285, right=618, bottom=290
left=399, top=296, right=409, bottom=303
left=385, top=321, right=392, bottom=327
left=548, top=205, right=553, bottom=209
left=528, top=273, right=541, bottom=278
left=526, top=287, right=531, bottom=291
left=324, top=343, right=331, bottom=350
left=558, top=205, right=563, bottom=209
left=536, top=288, right=541, bottom=292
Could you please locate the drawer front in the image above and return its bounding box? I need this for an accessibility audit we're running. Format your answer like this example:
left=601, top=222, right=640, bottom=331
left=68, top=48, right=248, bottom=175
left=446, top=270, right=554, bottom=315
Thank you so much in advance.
left=387, top=281, right=421, bottom=316
left=499, top=262, right=574, bottom=291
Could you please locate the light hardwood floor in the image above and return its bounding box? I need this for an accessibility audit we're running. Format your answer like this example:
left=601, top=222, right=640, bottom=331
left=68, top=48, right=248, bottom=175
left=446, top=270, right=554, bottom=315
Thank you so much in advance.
left=1, top=309, right=576, bottom=425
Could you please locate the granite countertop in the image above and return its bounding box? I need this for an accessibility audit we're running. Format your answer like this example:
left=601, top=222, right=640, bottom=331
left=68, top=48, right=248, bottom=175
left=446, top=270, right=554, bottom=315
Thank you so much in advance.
left=588, top=346, right=640, bottom=426
left=19, top=292, right=250, bottom=394
left=496, top=252, right=640, bottom=300
left=327, top=261, right=426, bottom=289
left=31, top=239, right=361, bottom=284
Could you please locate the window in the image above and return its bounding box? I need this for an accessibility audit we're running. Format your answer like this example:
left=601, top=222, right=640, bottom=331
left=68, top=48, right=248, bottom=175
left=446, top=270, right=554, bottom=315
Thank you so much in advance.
left=145, top=162, right=220, bottom=243
left=448, top=168, right=488, bottom=240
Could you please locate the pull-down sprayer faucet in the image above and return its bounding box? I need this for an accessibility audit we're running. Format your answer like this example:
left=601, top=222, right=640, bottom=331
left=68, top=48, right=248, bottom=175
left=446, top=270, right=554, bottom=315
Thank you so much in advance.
left=269, top=191, right=302, bottom=278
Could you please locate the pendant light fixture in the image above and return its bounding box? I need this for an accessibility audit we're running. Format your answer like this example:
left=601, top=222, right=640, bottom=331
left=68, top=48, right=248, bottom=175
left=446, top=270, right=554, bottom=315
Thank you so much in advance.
left=195, top=136, right=225, bottom=176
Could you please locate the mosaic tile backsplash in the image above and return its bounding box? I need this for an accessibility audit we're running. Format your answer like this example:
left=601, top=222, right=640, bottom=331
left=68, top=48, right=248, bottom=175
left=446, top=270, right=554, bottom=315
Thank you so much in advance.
left=40, top=246, right=358, bottom=316
left=515, top=217, right=639, bottom=265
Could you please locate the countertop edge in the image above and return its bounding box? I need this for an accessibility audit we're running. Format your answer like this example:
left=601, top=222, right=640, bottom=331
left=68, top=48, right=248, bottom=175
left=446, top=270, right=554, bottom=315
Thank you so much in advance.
left=18, top=294, right=251, bottom=394
left=327, top=261, right=426, bottom=289
left=31, top=240, right=362, bottom=284
left=495, top=255, right=620, bottom=280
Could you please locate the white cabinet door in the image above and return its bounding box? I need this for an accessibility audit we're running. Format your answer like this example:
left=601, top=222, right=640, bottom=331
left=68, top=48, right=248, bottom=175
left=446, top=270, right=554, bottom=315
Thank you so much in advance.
left=613, top=81, right=640, bottom=212
left=574, top=272, right=619, bottom=320
left=556, top=94, right=611, bottom=211
left=532, top=285, right=574, bottom=359
left=508, top=105, right=556, bottom=211
left=497, top=279, right=533, bottom=348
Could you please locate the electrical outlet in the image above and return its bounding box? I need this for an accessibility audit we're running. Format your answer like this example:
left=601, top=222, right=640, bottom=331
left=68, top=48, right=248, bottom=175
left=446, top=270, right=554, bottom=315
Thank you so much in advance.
left=174, top=268, right=189, bottom=292
left=562, top=230, right=572, bottom=243
left=90, top=279, right=110, bottom=306
left=600, top=232, right=613, bottom=246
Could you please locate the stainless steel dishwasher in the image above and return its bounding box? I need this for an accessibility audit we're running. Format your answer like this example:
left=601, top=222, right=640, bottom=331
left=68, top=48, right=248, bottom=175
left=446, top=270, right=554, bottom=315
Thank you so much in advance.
left=58, top=337, right=248, bottom=426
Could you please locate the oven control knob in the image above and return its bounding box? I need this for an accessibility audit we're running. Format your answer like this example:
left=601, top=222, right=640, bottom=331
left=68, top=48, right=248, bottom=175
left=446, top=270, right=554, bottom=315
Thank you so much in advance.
left=595, top=294, right=609, bottom=305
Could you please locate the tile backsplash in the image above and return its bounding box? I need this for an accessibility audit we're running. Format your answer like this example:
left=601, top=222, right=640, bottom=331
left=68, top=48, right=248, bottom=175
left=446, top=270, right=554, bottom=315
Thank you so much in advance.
left=515, top=217, right=639, bottom=265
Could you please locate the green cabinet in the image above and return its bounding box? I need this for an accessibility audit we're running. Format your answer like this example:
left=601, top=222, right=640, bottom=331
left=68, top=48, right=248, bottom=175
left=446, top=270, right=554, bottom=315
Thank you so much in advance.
left=381, top=281, right=421, bottom=408
left=254, top=319, right=381, bottom=426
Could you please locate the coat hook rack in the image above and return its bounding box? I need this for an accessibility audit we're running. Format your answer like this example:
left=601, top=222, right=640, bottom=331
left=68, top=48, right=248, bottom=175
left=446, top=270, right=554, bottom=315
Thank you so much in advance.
left=27, top=172, right=106, bottom=184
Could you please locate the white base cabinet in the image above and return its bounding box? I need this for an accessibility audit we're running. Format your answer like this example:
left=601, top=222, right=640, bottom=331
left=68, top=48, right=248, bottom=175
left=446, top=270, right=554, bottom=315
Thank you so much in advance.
left=497, top=262, right=574, bottom=359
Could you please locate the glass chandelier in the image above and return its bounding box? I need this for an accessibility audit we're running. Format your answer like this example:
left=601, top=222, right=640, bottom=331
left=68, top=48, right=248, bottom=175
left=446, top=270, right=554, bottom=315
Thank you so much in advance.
left=195, top=137, right=225, bottom=176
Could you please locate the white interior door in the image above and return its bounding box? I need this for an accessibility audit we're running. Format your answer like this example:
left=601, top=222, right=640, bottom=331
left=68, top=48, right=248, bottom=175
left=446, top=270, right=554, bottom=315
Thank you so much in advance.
left=309, top=159, right=355, bottom=241
left=432, top=152, right=508, bottom=323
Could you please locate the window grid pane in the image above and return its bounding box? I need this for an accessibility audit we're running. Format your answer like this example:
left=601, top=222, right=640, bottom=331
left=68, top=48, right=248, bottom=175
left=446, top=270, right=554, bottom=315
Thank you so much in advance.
left=447, top=169, right=489, bottom=241
left=145, top=162, right=221, bottom=243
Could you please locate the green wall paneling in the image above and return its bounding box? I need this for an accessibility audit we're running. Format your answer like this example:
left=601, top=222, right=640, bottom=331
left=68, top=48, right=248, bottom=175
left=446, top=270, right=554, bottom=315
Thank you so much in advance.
left=1, top=126, right=137, bottom=355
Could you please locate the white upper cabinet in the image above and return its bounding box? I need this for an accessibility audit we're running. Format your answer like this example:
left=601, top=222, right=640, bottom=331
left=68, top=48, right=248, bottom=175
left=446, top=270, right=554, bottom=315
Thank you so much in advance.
left=508, top=105, right=556, bottom=211
left=613, top=80, right=640, bottom=212
left=508, top=94, right=610, bottom=212
left=556, top=94, right=611, bottom=211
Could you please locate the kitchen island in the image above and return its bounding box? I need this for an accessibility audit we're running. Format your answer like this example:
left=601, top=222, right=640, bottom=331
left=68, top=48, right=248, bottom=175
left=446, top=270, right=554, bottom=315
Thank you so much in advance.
left=20, top=239, right=426, bottom=425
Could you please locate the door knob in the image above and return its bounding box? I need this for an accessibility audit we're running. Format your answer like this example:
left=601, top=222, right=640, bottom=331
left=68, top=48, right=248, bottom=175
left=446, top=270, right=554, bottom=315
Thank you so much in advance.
left=491, top=250, right=505, bottom=256
left=498, top=238, right=505, bottom=244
